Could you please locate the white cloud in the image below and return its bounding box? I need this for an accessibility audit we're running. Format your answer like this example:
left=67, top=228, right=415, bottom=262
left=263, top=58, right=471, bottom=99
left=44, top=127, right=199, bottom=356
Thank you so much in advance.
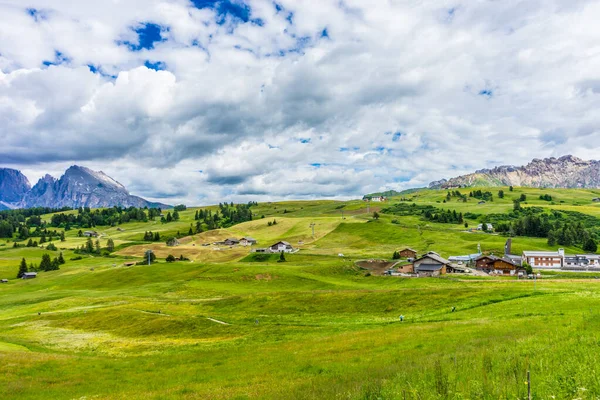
left=1, top=0, right=600, bottom=205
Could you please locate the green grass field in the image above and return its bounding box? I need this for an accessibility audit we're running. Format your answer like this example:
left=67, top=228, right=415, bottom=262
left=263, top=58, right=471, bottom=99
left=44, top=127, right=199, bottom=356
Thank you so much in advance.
left=2, top=187, right=600, bottom=399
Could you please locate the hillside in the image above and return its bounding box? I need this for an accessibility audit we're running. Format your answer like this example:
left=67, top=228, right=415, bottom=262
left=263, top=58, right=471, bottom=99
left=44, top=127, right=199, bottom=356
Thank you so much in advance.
left=1, top=188, right=600, bottom=399
left=0, top=165, right=167, bottom=209
left=428, top=155, right=600, bottom=189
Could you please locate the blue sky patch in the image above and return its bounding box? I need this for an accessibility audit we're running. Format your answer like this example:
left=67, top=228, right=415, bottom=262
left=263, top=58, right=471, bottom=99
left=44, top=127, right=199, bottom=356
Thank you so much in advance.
left=321, top=28, right=329, bottom=38
left=299, top=138, right=311, bottom=144
left=120, top=23, right=165, bottom=51
left=191, top=0, right=252, bottom=25
left=26, top=8, right=47, bottom=22
left=144, top=61, right=167, bottom=71
left=479, top=89, right=493, bottom=98
left=310, top=163, right=323, bottom=168
left=42, top=51, right=70, bottom=67
left=392, top=132, right=402, bottom=142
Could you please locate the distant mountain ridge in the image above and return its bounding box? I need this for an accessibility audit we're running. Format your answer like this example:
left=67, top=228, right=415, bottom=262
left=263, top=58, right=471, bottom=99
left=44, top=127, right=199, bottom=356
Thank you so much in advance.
left=428, top=155, right=600, bottom=189
left=0, top=166, right=168, bottom=210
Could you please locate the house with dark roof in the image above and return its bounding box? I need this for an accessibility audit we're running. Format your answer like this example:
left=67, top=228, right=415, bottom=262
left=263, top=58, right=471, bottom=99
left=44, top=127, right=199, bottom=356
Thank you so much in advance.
left=240, top=237, right=257, bottom=246
left=22, top=272, right=37, bottom=279
left=269, top=241, right=294, bottom=253
left=222, top=238, right=240, bottom=246
left=475, top=255, right=500, bottom=270
left=476, top=255, right=523, bottom=275
left=413, top=253, right=451, bottom=277
left=398, top=248, right=418, bottom=259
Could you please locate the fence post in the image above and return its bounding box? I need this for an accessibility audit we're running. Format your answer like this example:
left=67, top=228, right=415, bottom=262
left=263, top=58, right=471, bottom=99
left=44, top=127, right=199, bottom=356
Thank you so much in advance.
left=527, top=370, right=531, bottom=400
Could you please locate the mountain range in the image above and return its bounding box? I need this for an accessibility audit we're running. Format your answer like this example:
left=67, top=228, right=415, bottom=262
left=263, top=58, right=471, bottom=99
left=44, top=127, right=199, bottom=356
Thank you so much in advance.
left=428, top=155, right=600, bottom=189
left=0, top=166, right=168, bottom=210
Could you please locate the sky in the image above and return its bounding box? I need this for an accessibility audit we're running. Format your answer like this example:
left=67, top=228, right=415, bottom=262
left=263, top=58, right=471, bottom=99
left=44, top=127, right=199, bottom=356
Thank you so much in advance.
left=1, top=0, right=600, bottom=205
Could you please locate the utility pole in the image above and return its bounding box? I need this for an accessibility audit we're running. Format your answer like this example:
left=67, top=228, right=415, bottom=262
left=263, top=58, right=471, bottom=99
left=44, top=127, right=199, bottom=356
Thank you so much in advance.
left=310, top=223, right=315, bottom=238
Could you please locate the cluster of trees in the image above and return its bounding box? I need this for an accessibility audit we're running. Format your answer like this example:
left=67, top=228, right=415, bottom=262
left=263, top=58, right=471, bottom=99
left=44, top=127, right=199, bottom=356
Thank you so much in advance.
left=143, top=231, right=161, bottom=241
left=160, top=210, right=180, bottom=223
left=193, top=202, right=255, bottom=232
left=267, top=219, right=278, bottom=226
left=424, top=209, right=464, bottom=224
left=166, top=254, right=189, bottom=262
left=539, top=194, right=553, bottom=201
left=17, top=253, right=65, bottom=277
left=0, top=207, right=71, bottom=238
left=446, top=190, right=468, bottom=202
left=469, top=190, right=494, bottom=201
left=491, top=208, right=598, bottom=250
left=74, top=237, right=115, bottom=255
left=382, top=203, right=464, bottom=225
left=50, top=206, right=163, bottom=229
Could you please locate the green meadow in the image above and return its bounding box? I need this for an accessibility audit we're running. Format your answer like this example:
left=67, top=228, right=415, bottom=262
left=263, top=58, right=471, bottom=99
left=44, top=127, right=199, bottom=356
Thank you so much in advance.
left=2, top=187, right=600, bottom=399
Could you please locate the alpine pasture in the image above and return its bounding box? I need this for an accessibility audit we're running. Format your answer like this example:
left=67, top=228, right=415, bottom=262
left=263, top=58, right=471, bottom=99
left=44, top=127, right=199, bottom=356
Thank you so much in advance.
left=1, top=187, right=600, bottom=399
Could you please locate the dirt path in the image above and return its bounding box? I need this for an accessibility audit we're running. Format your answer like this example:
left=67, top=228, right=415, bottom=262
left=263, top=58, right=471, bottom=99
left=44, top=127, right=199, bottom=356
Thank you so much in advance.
left=207, top=317, right=230, bottom=325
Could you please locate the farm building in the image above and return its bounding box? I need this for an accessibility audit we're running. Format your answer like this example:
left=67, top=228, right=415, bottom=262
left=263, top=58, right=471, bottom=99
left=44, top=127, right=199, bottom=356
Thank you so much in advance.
left=1, top=279, right=8, bottom=283
left=475, top=255, right=499, bottom=270
left=477, top=256, right=523, bottom=275
left=240, top=237, right=257, bottom=246
left=22, top=272, right=37, bottom=279
left=398, top=248, right=417, bottom=259
left=222, top=238, right=240, bottom=246
left=522, top=249, right=564, bottom=269
left=83, top=231, right=99, bottom=237
left=477, top=223, right=494, bottom=231
left=413, top=253, right=451, bottom=277
left=269, top=241, right=294, bottom=253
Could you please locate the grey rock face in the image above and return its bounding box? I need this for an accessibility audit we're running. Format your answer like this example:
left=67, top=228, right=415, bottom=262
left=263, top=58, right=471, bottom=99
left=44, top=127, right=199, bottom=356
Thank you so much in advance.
left=1, top=165, right=168, bottom=209
left=0, top=168, right=31, bottom=207
left=429, top=155, right=600, bottom=189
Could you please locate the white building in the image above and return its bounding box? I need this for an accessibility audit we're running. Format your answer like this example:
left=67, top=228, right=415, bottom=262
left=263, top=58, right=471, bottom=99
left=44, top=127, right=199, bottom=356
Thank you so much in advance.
left=522, top=249, right=564, bottom=269
left=269, top=241, right=294, bottom=253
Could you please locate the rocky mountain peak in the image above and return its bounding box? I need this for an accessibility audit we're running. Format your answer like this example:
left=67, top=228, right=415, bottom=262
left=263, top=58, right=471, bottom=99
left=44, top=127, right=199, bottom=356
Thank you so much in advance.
left=429, top=155, right=600, bottom=189
left=0, top=168, right=31, bottom=205
left=0, top=166, right=168, bottom=209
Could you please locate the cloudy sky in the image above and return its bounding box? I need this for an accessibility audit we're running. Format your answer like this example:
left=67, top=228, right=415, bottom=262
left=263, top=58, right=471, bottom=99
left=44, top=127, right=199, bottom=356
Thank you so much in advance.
left=1, top=0, right=600, bottom=205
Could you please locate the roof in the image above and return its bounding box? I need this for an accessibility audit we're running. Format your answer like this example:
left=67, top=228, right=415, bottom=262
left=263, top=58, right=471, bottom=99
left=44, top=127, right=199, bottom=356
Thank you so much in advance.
left=399, top=248, right=417, bottom=252
left=225, top=238, right=240, bottom=242
left=492, top=257, right=519, bottom=267
left=271, top=241, right=291, bottom=246
left=242, top=237, right=256, bottom=241
left=522, top=251, right=562, bottom=256
left=475, top=255, right=500, bottom=262
left=416, top=253, right=451, bottom=266
left=416, top=263, right=445, bottom=272
left=23, top=272, right=37, bottom=276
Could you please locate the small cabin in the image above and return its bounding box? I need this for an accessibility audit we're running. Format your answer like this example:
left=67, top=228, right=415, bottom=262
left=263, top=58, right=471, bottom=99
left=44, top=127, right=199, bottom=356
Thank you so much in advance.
left=398, top=248, right=417, bottom=259
left=239, top=237, right=257, bottom=246
left=83, top=231, right=99, bottom=237
left=22, top=272, right=38, bottom=280
left=1, top=279, right=8, bottom=283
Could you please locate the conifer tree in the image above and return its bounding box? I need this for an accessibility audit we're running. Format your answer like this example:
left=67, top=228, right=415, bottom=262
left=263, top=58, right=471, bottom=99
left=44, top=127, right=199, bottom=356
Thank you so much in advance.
left=17, top=258, right=28, bottom=278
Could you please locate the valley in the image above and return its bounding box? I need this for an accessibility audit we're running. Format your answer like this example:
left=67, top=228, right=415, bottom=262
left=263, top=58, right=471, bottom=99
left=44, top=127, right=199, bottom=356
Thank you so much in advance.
left=1, top=187, right=600, bottom=399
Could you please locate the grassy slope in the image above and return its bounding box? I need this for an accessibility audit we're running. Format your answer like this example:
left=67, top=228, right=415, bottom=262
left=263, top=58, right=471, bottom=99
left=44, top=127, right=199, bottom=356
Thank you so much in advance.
left=1, top=187, right=600, bottom=399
